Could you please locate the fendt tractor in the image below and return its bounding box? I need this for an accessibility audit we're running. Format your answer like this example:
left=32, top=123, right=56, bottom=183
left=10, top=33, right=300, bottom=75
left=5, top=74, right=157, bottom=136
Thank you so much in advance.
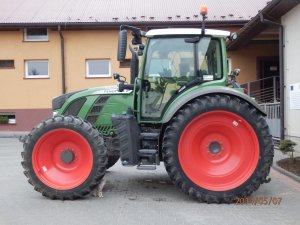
left=21, top=7, right=273, bottom=203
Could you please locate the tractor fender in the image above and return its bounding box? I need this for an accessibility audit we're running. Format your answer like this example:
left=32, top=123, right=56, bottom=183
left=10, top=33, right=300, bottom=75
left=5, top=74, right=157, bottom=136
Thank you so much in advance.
left=161, top=86, right=266, bottom=123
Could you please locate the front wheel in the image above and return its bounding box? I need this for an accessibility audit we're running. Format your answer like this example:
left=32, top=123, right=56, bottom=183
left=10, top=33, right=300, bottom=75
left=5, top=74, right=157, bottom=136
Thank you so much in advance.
left=162, top=95, right=273, bottom=203
left=21, top=116, right=107, bottom=200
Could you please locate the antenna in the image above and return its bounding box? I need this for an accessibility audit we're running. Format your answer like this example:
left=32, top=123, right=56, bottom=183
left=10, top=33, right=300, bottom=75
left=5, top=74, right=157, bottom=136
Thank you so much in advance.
left=200, top=6, right=208, bottom=35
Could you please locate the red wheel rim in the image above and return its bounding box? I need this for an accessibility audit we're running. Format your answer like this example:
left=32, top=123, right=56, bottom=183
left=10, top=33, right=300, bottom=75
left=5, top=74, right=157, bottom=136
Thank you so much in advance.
left=32, top=129, right=93, bottom=190
left=178, top=110, right=259, bottom=191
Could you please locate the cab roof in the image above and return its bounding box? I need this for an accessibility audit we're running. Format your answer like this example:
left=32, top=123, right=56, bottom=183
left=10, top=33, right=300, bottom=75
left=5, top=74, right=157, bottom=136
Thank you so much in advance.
left=146, top=28, right=230, bottom=38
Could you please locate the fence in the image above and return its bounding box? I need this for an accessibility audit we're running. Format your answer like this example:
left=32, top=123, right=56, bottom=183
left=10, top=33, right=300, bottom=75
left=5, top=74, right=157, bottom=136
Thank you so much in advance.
left=260, top=102, right=280, bottom=138
left=240, top=76, right=280, bottom=103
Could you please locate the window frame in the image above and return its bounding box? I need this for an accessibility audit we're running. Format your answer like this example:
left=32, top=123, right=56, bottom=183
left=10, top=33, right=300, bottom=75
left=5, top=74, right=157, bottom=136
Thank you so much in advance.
left=86, top=59, right=111, bottom=78
left=24, top=60, right=49, bottom=79
left=24, top=28, right=49, bottom=42
left=0, top=113, right=16, bottom=125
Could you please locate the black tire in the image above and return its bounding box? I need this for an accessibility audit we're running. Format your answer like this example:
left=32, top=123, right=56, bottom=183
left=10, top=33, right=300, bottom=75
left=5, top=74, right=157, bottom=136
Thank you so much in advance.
left=104, top=136, right=120, bottom=169
left=162, top=94, right=274, bottom=203
left=21, top=116, right=107, bottom=200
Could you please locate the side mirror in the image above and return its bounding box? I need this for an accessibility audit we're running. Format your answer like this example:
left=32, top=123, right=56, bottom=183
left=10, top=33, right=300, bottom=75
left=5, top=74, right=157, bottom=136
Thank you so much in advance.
left=117, top=30, right=127, bottom=62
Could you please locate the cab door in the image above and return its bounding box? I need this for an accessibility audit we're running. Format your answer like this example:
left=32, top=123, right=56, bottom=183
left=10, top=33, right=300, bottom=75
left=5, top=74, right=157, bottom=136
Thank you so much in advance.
left=140, top=37, right=195, bottom=119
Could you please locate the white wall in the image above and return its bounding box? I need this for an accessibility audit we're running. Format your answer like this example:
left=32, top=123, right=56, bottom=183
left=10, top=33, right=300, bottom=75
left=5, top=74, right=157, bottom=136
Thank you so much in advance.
left=282, top=3, right=300, bottom=149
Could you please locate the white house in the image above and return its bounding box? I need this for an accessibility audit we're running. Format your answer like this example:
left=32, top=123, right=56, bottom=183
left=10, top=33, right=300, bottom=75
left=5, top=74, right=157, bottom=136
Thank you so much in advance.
left=282, top=3, right=300, bottom=148
left=228, top=0, right=300, bottom=150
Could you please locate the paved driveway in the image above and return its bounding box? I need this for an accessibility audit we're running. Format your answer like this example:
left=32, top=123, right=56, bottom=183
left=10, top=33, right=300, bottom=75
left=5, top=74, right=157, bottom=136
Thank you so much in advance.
left=0, top=138, right=299, bottom=225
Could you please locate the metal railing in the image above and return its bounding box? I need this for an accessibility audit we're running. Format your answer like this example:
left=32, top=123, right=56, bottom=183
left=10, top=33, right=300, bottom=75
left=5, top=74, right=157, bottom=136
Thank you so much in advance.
left=241, top=77, right=281, bottom=139
left=260, top=102, right=281, bottom=138
left=240, top=76, right=280, bottom=103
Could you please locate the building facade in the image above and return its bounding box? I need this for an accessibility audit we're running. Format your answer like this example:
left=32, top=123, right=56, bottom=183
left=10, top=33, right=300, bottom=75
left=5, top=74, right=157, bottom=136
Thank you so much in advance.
left=0, top=28, right=130, bottom=130
left=0, top=0, right=278, bottom=131
left=228, top=0, right=300, bottom=147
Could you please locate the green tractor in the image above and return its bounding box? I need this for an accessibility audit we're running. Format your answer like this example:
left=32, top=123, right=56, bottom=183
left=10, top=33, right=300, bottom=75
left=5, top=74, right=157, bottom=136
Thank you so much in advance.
left=21, top=9, right=273, bottom=203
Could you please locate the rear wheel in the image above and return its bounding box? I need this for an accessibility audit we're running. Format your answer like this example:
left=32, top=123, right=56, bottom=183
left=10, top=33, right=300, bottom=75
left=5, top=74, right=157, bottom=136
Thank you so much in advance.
left=162, top=95, right=273, bottom=203
left=21, top=116, right=107, bottom=200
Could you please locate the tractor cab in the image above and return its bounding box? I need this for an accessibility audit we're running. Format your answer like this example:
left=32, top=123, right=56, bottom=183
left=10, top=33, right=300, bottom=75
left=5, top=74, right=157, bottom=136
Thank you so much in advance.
left=140, top=28, right=229, bottom=118
left=114, top=9, right=238, bottom=121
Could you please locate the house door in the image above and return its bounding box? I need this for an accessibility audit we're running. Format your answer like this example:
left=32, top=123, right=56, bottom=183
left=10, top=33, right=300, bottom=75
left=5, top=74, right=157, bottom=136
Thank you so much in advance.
left=257, top=57, right=279, bottom=101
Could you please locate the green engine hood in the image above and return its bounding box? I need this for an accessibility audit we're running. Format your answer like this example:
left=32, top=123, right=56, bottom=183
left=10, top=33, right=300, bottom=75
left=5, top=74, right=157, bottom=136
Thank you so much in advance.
left=54, top=85, right=134, bottom=135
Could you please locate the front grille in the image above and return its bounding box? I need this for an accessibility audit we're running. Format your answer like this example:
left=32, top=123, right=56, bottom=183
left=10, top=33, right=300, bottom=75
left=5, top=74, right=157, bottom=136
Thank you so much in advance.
left=85, top=96, right=109, bottom=125
left=97, top=125, right=114, bottom=136
left=64, top=98, right=86, bottom=116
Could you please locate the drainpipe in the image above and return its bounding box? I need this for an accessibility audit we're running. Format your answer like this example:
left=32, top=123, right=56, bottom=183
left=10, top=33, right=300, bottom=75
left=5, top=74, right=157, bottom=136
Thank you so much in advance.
left=58, top=25, right=66, bottom=94
left=260, top=14, right=284, bottom=140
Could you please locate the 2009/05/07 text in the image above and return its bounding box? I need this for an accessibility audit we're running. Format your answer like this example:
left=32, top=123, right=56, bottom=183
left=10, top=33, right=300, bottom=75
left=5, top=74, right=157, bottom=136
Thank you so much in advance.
left=236, top=197, right=282, bottom=205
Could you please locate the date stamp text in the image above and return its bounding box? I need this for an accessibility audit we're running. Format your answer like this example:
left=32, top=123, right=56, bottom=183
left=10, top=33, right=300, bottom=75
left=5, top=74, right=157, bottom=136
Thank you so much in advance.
left=235, top=197, right=282, bottom=205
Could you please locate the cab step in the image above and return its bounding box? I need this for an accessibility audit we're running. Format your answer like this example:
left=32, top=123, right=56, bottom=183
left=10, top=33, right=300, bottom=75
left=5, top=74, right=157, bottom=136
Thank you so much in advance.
left=137, top=149, right=159, bottom=170
left=140, top=132, right=159, bottom=140
left=138, top=149, right=157, bottom=154
left=137, top=164, right=156, bottom=170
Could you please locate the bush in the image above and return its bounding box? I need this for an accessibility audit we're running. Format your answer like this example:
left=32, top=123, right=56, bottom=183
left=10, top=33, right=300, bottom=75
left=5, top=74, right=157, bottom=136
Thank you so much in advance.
left=279, top=139, right=297, bottom=161
left=0, top=115, right=9, bottom=124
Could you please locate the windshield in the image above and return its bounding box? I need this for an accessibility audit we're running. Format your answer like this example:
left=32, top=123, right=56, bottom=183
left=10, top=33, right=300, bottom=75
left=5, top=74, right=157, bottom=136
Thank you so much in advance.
left=144, top=37, right=222, bottom=81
